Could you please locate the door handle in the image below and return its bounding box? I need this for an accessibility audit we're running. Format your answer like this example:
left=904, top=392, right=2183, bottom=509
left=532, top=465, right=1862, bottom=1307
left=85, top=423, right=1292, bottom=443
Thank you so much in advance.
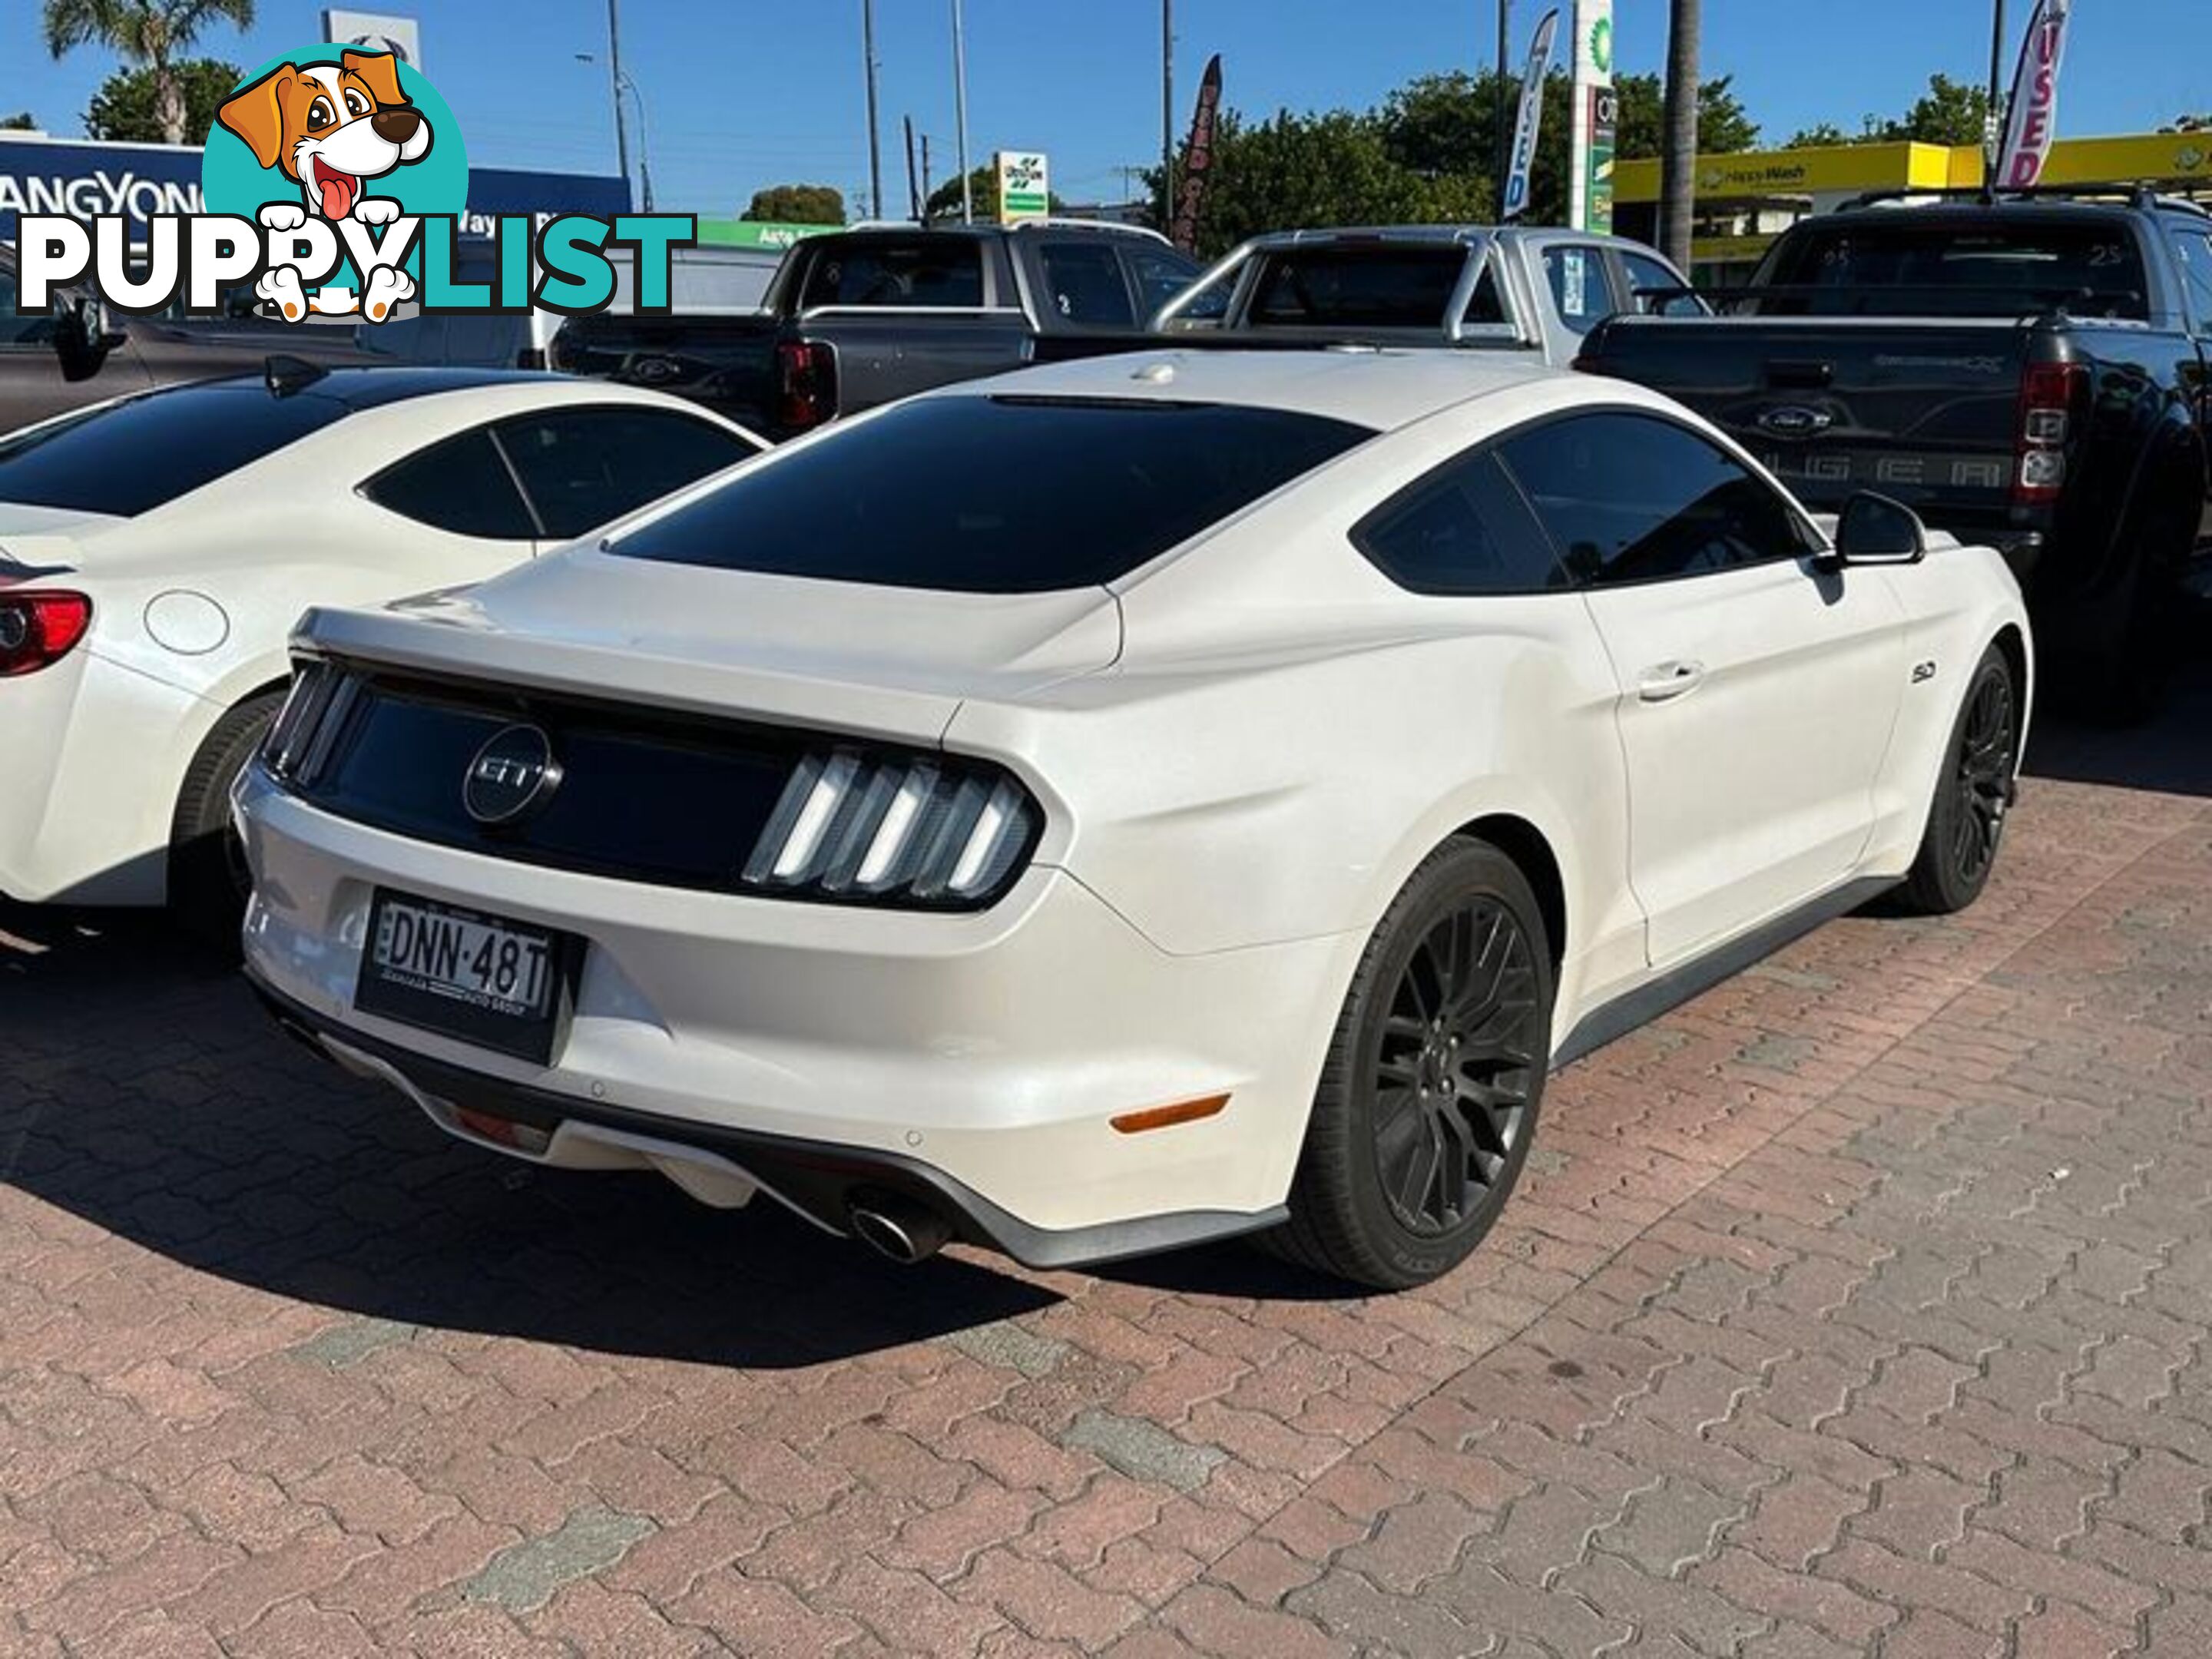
left=1637, top=660, right=1707, bottom=702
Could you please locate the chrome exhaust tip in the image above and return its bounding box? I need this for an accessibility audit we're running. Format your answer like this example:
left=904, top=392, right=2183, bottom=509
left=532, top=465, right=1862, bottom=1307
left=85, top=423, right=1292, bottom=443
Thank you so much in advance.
left=847, top=1189, right=952, bottom=1264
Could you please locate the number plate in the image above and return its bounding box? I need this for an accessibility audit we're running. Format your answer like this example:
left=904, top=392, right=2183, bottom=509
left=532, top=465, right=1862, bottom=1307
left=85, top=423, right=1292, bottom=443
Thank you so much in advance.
left=354, top=889, right=579, bottom=1065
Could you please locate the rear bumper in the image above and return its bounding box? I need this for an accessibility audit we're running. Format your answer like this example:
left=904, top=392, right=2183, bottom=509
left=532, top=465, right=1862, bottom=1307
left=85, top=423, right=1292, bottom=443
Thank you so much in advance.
left=249, top=973, right=1283, bottom=1270
left=237, top=763, right=1355, bottom=1257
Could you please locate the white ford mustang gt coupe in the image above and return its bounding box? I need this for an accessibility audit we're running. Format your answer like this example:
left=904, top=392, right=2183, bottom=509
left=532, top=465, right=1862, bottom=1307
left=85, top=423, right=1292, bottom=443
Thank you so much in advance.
left=237, top=350, right=2030, bottom=1289
left=0, top=366, right=762, bottom=933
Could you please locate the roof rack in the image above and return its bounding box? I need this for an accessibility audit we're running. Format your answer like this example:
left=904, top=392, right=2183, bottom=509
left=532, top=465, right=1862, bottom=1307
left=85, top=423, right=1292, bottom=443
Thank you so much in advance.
left=1843, top=182, right=2212, bottom=218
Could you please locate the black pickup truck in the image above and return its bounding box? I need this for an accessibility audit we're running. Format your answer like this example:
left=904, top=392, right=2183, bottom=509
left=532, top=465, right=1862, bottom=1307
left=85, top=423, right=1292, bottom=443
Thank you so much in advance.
left=548, top=220, right=1201, bottom=442
left=1578, top=190, right=2212, bottom=711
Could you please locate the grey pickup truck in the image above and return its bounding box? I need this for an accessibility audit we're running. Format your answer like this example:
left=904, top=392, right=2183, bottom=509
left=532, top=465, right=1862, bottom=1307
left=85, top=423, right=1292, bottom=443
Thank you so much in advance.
left=548, top=220, right=1203, bottom=442
left=1576, top=188, right=2212, bottom=714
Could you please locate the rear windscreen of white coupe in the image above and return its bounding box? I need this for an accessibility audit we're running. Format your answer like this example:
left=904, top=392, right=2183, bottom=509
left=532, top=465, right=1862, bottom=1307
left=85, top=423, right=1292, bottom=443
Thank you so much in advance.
left=608, top=395, right=1375, bottom=593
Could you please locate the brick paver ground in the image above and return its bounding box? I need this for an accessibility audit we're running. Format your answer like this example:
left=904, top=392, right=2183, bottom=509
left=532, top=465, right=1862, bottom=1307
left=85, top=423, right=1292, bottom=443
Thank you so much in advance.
left=3, top=667, right=2209, bottom=1657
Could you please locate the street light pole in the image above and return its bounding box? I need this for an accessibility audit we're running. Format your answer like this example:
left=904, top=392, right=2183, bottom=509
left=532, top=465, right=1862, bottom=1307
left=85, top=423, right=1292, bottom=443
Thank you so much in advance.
left=577, top=54, right=652, bottom=212
left=1495, top=2, right=1510, bottom=222
left=862, top=0, right=883, bottom=220
left=1161, top=0, right=1174, bottom=229
left=605, top=0, right=631, bottom=206
left=952, top=0, right=972, bottom=223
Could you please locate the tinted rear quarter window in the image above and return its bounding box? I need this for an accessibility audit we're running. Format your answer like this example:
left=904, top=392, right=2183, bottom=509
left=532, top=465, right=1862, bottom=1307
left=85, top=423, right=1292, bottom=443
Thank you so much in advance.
left=498, top=407, right=757, bottom=539
left=0, top=384, right=348, bottom=515
left=796, top=240, right=985, bottom=308
left=612, top=396, right=1372, bottom=593
left=359, top=429, right=538, bottom=540
left=1354, top=451, right=1568, bottom=595
left=1248, top=249, right=1467, bottom=327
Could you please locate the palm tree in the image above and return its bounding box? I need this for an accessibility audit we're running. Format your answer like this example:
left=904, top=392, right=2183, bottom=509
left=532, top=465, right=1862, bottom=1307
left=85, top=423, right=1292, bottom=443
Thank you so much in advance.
left=43, top=0, right=257, bottom=146
left=1657, top=0, right=1700, bottom=270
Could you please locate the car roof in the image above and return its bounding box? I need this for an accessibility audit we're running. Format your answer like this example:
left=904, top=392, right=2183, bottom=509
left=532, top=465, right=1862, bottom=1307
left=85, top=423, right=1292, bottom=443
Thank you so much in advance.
left=940, top=348, right=1571, bottom=433
left=174, top=366, right=552, bottom=409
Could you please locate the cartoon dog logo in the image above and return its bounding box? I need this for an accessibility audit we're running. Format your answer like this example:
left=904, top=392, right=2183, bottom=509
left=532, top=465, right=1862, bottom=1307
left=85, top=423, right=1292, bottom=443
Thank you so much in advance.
left=217, top=49, right=431, bottom=320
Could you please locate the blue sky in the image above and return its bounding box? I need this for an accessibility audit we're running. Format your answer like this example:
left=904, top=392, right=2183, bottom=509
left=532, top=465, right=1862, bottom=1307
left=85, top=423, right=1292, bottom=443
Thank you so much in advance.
left=2, top=2, right=2202, bottom=216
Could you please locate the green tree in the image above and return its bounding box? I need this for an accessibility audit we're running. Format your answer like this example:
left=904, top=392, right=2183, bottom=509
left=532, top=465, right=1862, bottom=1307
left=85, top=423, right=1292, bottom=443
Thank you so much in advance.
left=83, top=56, right=238, bottom=142
left=1785, top=75, right=1992, bottom=149
left=1782, top=121, right=1855, bottom=147
left=742, top=184, right=846, bottom=225
left=43, top=0, right=257, bottom=146
left=924, top=164, right=1066, bottom=224
left=1371, top=69, right=1757, bottom=232
left=1149, top=107, right=1488, bottom=260
left=0, top=112, right=37, bottom=130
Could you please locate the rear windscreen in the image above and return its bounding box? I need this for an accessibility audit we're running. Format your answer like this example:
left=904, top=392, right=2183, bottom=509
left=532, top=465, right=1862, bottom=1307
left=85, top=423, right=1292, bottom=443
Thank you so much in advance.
left=1247, top=248, right=1469, bottom=327
left=0, top=384, right=347, bottom=516
left=1753, top=221, right=2149, bottom=318
left=609, top=394, right=1373, bottom=593
left=796, top=240, right=985, bottom=309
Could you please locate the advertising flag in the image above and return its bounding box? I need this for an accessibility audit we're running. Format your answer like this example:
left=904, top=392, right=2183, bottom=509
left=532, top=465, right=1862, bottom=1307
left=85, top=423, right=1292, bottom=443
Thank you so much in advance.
left=1502, top=10, right=1561, bottom=221
left=1996, top=0, right=2074, bottom=188
left=1169, top=54, right=1224, bottom=254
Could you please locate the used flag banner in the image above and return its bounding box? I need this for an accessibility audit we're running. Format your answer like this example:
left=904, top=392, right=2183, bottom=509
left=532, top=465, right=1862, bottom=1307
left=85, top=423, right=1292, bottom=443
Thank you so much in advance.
left=1502, top=9, right=1561, bottom=221
left=1169, top=54, right=1225, bottom=256
left=1997, top=0, right=2074, bottom=188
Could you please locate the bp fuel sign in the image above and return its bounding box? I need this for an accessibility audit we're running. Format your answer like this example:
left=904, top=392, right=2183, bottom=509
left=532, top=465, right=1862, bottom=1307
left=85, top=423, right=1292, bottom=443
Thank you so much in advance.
left=996, top=151, right=1049, bottom=224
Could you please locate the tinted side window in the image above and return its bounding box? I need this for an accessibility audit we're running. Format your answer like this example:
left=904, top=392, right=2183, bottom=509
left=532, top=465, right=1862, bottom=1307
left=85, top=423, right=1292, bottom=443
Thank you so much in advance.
left=1126, top=248, right=1202, bottom=318
left=498, top=408, right=757, bottom=541
left=1499, top=412, right=1811, bottom=586
left=1036, top=243, right=1135, bottom=326
left=1619, top=251, right=1691, bottom=315
left=359, top=429, right=538, bottom=540
left=1353, top=451, right=1567, bottom=594
left=1542, top=246, right=1618, bottom=334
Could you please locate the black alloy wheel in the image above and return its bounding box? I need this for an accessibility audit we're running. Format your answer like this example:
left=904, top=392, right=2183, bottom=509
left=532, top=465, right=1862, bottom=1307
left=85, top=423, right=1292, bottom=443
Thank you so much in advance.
left=1901, top=644, right=2018, bottom=916
left=1369, top=898, right=1541, bottom=1238
left=1267, top=836, right=1556, bottom=1290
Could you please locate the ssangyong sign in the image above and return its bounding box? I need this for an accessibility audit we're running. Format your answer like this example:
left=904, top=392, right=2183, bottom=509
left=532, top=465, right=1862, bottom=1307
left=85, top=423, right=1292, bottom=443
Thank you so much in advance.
left=1997, top=0, right=2074, bottom=188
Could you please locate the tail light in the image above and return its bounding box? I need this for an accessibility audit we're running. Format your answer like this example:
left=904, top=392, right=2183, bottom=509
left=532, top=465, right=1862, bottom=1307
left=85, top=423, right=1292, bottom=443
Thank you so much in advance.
left=777, top=339, right=836, bottom=432
left=743, top=746, right=1039, bottom=909
left=262, top=661, right=359, bottom=784
left=2015, top=361, right=2087, bottom=506
left=0, top=591, right=92, bottom=677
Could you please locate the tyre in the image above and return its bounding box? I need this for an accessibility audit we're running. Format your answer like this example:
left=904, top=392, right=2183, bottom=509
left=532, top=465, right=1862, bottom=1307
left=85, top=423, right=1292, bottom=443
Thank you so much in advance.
left=1899, top=645, right=2018, bottom=916
left=168, top=690, right=286, bottom=951
left=1267, top=837, right=1555, bottom=1291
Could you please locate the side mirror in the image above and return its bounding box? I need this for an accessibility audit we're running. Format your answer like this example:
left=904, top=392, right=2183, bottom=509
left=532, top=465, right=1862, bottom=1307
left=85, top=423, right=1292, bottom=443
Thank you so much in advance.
left=1830, top=491, right=1927, bottom=567
left=51, top=293, right=122, bottom=382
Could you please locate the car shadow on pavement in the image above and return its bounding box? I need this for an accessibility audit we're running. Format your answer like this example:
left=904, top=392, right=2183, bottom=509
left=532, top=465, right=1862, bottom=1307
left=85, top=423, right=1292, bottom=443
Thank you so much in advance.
left=2024, top=654, right=2212, bottom=798
left=0, top=906, right=1058, bottom=1369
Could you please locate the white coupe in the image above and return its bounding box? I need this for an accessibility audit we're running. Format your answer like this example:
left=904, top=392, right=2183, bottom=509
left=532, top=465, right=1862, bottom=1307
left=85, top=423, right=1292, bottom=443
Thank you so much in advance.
left=236, top=351, right=2030, bottom=1289
left=0, top=366, right=763, bottom=934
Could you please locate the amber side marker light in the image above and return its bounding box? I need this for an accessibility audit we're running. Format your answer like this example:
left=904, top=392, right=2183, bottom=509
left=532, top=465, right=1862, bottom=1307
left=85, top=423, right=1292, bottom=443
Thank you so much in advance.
left=1111, top=1094, right=1230, bottom=1134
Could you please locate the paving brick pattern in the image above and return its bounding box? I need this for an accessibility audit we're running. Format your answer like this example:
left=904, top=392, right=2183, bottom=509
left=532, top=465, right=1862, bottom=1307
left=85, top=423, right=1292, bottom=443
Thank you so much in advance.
left=3, top=677, right=2210, bottom=1656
